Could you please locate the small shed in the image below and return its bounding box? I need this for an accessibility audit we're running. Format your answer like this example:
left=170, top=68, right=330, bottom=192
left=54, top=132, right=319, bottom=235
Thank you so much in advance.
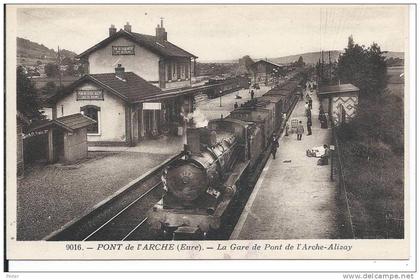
left=28, top=113, right=96, bottom=164
left=318, top=83, right=360, bottom=126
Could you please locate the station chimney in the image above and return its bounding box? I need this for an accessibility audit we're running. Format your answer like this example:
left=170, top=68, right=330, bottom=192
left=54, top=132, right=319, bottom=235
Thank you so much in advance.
left=156, top=18, right=167, bottom=42
left=109, top=24, right=117, bottom=37
left=115, top=64, right=125, bottom=80
left=124, top=22, right=132, bottom=33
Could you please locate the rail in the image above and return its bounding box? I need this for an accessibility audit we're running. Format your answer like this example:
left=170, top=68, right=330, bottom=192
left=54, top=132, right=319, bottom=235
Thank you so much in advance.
left=332, top=126, right=355, bottom=239
left=44, top=152, right=184, bottom=241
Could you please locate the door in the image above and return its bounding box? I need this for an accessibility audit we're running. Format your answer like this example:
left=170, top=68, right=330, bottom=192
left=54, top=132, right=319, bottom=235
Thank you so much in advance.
left=53, top=128, right=65, bottom=162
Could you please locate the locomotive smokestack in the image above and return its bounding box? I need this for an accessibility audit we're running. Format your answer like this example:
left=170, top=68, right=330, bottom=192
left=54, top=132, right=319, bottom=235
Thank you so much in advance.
left=186, top=128, right=201, bottom=155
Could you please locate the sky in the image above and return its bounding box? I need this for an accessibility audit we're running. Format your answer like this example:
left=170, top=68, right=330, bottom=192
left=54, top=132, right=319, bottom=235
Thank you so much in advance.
left=15, top=5, right=408, bottom=61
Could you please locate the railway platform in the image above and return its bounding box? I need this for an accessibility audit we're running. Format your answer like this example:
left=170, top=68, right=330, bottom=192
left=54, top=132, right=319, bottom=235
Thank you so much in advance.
left=198, top=86, right=271, bottom=120
left=231, top=89, right=342, bottom=239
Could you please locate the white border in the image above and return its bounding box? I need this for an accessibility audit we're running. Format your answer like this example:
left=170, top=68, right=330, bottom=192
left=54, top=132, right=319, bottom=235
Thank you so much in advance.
left=2, top=1, right=418, bottom=277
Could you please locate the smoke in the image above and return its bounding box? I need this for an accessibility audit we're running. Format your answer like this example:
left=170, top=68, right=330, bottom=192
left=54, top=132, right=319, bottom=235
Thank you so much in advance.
left=187, top=108, right=209, bottom=128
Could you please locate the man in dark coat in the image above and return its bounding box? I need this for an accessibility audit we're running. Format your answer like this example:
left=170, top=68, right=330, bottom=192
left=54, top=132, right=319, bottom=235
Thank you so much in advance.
left=271, top=134, right=279, bottom=159
left=307, top=118, right=312, bottom=135
left=308, top=96, right=313, bottom=110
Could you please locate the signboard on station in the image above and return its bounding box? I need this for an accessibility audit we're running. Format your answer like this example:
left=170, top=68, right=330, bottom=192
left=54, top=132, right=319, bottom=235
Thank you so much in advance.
left=112, top=45, right=135, bottom=55
left=76, top=89, right=104, bottom=101
left=143, top=102, right=162, bottom=110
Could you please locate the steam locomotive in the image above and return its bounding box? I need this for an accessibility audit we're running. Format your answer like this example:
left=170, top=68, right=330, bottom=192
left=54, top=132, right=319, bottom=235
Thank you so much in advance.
left=147, top=80, right=301, bottom=240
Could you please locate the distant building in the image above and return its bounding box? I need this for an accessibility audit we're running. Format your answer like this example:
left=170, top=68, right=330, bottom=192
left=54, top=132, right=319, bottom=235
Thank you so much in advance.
left=250, top=60, right=285, bottom=86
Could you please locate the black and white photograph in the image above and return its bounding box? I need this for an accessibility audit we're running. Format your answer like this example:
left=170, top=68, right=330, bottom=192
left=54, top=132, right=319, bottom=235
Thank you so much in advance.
left=4, top=3, right=415, bottom=267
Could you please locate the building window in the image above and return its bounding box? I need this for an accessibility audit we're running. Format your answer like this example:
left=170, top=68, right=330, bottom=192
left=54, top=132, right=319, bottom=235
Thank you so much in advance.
left=177, top=63, right=181, bottom=80
left=181, top=64, right=186, bottom=79
left=81, top=105, right=100, bottom=135
left=172, top=63, right=176, bottom=80
left=167, top=63, right=172, bottom=81
left=186, top=63, right=190, bottom=79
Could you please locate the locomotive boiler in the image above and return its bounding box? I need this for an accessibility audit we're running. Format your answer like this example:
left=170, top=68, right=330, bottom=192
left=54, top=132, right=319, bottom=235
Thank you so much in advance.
left=163, top=127, right=240, bottom=209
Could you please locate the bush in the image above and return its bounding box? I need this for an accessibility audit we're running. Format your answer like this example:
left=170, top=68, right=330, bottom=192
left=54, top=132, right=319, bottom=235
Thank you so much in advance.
left=337, top=89, right=403, bottom=238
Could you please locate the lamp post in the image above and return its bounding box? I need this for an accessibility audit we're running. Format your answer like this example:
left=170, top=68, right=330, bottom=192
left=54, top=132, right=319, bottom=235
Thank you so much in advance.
left=219, top=90, right=222, bottom=107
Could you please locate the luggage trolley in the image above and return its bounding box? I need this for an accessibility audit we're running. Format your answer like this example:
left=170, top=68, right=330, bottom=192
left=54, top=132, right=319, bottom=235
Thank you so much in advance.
left=290, top=118, right=299, bottom=134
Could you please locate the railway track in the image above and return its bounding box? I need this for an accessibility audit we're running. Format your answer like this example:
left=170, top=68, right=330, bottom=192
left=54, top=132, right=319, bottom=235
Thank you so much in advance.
left=45, top=153, right=183, bottom=241
left=83, top=182, right=161, bottom=241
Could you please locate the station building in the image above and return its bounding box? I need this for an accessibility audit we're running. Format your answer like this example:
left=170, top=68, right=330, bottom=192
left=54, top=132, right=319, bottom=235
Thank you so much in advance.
left=53, top=20, right=199, bottom=146
left=250, top=60, right=285, bottom=86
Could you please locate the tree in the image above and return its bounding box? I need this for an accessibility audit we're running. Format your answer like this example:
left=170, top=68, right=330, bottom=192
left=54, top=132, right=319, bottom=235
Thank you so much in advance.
left=242, top=55, right=255, bottom=72
left=45, top=63, right=59, bottom=78
left=337, top=36, right=387, bottom=99
left=295, top=56, right=305, bottom=67
left=16, top=66, right=44, bottom=120
left=63, top=57, right=76, bottom=76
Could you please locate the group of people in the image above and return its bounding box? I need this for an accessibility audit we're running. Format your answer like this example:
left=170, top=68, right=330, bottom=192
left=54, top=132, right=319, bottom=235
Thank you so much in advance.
left=295, top=91, right=313, bottom=141
left=257, top=83, right=330, bottom=164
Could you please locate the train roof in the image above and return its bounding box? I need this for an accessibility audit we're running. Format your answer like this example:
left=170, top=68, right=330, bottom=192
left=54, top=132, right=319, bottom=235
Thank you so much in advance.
left=209, top=117, right=250, bottom=128
left=259, top=95, right=284, bottom=102
left=264, top=88, right=292, bottom=96
left=231, top=107, right=271, bottom=114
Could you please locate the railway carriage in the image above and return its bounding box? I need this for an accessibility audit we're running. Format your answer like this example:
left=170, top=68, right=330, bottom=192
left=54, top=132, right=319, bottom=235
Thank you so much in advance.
left=206, top=76, right=251, bottom=98
left=147, top=78, right=301, bottom=240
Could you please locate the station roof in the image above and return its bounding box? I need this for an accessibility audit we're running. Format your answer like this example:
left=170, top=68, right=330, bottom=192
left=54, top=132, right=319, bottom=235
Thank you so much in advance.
left=28, top=113, right=96, bottom=133
left=251, top=60, right=285, bottom=69
left=63, top=72, right=163, bottom=103
left=318, top=84, right=360, bottom=95
left=76, top=29, right=197, bottom=59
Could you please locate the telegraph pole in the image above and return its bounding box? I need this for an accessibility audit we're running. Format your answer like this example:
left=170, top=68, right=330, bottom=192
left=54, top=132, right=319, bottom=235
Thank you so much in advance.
left=328, top=50, right=332, bottom=82
left=57, top=46, right=62, bottom=87
left=321, top=50, right=324, bottom=83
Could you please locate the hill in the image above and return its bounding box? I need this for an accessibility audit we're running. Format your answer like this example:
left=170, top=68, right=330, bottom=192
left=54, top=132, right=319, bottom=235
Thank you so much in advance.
left=383, top=51, right=404, bottom=59
left=269, top=50, right=403, bottom=65
left=17, top=37, right=77, bottom=66
left=202, top=50, right=404, bottom=66
left=269, top=51, right=341, bottom=65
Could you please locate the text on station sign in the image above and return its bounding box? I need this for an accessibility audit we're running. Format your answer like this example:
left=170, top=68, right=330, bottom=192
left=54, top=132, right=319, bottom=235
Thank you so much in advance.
left=76, top=89, right=104, bottom=101
left=112, top=45, right=135, bottom=55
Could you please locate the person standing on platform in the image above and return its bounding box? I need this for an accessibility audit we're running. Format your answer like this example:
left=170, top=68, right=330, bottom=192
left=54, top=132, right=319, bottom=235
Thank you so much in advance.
left=271, top=134, right=279, bottom=159
left=234, top=102, right=239, bottom=109
left=297, top=121, right=304, bottom=140
left=306, top=105, right=312, bottom=123
left=250, top=89, right=255, bottom=99
left=307, top=118, right=312, bottom=136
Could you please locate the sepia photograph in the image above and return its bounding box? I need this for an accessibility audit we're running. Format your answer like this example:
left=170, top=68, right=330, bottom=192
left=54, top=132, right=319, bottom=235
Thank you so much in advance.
left=4, top=3, right=414, bottom=265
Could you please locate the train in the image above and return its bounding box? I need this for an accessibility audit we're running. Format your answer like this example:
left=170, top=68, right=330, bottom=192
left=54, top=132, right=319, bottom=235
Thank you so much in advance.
left=147, top=79, right=302, bottom=240
left=205, top=75, right=250, bottom=99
